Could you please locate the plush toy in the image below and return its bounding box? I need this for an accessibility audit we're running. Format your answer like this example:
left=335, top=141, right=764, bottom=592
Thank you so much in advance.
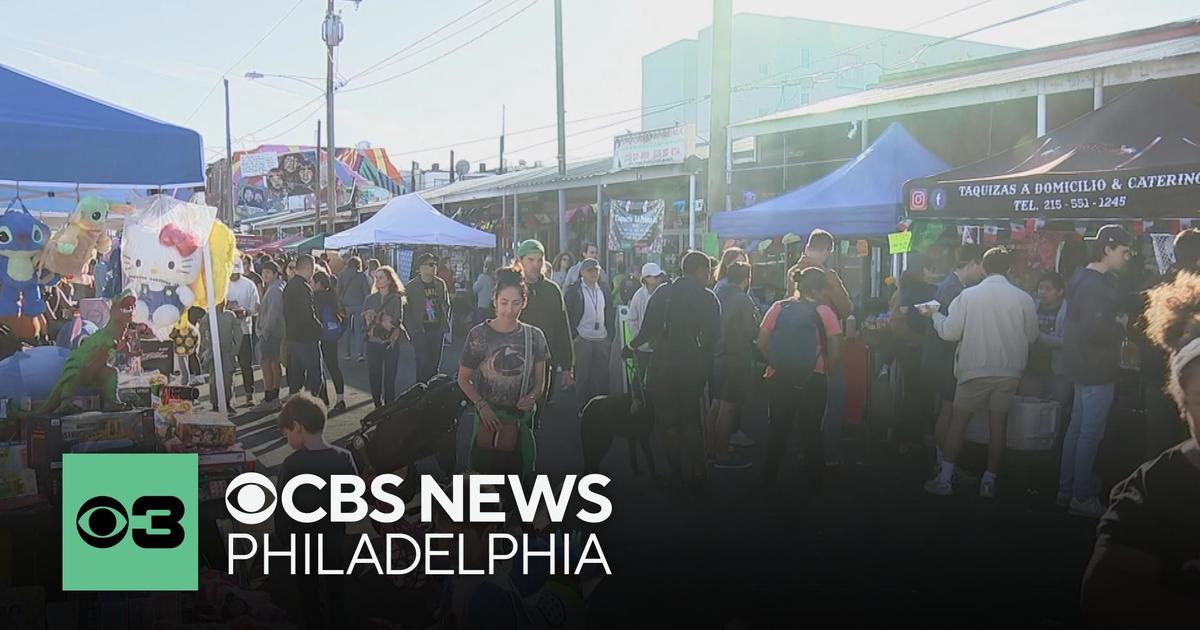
left=122, top=224, right=200, bottom=328
left=36, top=196, right=119, bottom=277
left=38, top=291, right=136, bottom=415
left=0, top=203, right=58, bottom=317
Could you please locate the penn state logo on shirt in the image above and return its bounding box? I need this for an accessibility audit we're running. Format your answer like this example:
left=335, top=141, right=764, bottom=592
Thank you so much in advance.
left=490, top=345, right=526, bottom=378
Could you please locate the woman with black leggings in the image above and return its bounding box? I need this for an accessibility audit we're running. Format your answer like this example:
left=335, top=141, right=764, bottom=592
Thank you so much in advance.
left=312, top=271, right=347, bottom=414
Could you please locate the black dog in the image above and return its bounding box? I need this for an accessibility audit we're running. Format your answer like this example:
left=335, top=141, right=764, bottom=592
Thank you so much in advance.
left=580, top=393, right=656, bottom=478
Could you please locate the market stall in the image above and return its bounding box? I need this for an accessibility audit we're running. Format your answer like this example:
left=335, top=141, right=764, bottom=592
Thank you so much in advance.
left=0, top=66, right=279, bottom=623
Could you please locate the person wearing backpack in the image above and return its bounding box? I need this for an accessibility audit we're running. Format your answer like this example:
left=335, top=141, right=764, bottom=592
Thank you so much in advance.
left=312, top=271, right=347, bottom=414
left=758, top=267, right=843, bottom=493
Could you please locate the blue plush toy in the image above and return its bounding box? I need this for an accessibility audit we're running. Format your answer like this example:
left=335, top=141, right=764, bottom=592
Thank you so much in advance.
left=0, top=201, right=57, bottom=317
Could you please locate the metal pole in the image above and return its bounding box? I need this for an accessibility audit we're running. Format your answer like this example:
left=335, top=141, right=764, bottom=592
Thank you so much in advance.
left=202, top=246, right=228, bottom=413
left=513, top=193, right=520, bottom=255
left=688, top=173, right=696, bottom=249
left=595, top=182, right=603, bottom=267
left=554, top=0, right=566, bottom=176
left=1093, top=70, right=1104, bottom=110
left=316, top=119, right=322, bottom=234
left=450, top=150, right=455, bottom=184
left=325, top=0, right=337, bottom=235
left=557, top=189, right=567, bottom=256
left=223, top=78, right=234, bottom=226
left=1036, top=92, right=1047, bottom=137
left=707, top=0, right=732, bottom=216
left=499, top=105, right=506, bottom=174
left=411, top=161, right=419, bottom=192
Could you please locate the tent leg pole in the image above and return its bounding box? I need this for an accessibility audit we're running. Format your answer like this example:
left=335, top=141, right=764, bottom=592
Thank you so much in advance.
left=202, top=246, right=227, bottom=413
left=596, top=183, right=602, bottom=266
left=688, top=173, right=696, bottom=250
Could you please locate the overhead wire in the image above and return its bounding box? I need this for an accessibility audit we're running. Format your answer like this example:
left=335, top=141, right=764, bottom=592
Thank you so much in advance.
left=184, top=0, right=306, bottom=124
left=345, top=0, right=506, bottom=81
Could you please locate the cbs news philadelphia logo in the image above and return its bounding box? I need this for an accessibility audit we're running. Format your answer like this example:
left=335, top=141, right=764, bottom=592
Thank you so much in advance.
left=62, top=454, right=198, bottom=591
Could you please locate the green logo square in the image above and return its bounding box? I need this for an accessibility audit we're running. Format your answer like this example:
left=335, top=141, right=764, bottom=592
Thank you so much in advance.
left=62, top=454, right=198, bottom=591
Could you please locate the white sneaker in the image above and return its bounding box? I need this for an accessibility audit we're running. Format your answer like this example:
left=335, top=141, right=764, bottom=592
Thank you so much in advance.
left=1055, top=492, right=1071, bottom=507
left=979, top=478, right=997, bottom=499
left=923, top=478, right=953, bottom=496
left=1068, top=497, right=1106, bottom=519
left=729, top=430, right=756, bottom=448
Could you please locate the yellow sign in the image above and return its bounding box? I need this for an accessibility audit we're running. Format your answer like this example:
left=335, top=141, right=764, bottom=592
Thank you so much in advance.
left=888, top=231, right=913, bottom=255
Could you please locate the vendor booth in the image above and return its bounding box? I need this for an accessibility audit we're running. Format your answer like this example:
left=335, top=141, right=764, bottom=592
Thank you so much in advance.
left=0, top=66, right=277, bottom=624
left=894, top=81, right=1200, bottom=487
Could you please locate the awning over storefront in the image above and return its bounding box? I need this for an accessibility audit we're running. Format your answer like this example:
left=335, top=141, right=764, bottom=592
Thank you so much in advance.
left=903, top=81, right=1200, bottom=220
left=713, top=123, right=948, bottom=239
left=283, top=233, right=327, bottom=252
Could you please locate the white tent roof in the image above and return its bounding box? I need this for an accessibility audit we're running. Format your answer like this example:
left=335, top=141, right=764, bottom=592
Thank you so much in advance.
left=325, top=193, right=496, bottom=249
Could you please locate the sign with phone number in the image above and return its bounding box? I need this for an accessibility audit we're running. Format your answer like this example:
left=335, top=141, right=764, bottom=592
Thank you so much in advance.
left=903, top=164, right=1200, bottom=219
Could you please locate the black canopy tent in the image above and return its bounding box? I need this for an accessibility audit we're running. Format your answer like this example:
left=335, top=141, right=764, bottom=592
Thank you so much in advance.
left=903, top=82, right=1200, bottom=221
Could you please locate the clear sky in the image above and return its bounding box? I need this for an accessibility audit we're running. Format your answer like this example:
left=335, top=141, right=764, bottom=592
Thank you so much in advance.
left=4, top=0, right=1197, bottom=171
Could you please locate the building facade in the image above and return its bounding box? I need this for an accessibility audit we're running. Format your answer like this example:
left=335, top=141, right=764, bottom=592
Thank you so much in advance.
left=642, top=13, right=1016, bottom=136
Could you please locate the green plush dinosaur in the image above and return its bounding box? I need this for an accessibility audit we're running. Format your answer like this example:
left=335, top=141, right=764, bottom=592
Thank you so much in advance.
left=38, top=291, right=137, bottom=416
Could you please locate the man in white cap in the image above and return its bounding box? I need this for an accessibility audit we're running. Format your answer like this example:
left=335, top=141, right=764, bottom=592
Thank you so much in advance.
left=226, top=258, right=261, bottom=408
left=627, top=262, right=668, bottom=401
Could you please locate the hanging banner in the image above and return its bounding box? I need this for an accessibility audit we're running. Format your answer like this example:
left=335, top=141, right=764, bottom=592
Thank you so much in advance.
left=887, top=232, right=912, bottom=255
left=607, top=200, right=665, bottom=254
left=904, top=163, right=1200, bottom=219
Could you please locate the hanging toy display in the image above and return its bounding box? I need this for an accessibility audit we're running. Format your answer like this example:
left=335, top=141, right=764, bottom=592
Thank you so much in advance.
left=0, top=199, right=59, bottom=318
left=36, top=196, right=123, bottom=277
left=122, top=223, right=200, bottom=329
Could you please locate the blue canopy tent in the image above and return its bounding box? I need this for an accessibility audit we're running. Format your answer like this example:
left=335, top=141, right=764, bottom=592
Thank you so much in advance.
left=712, top=123, right=948, bottom=240
left=0, top=64, right=204, bottom=217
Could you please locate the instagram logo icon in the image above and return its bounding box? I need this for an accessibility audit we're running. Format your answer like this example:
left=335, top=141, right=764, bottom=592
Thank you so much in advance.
left=909, top=188, right=928, bottom=211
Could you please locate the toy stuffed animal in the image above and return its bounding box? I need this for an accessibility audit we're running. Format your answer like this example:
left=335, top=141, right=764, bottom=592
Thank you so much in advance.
left=121, top=224, right=201, bottom=328
left=36, top=196, right=117, bottom=277
left=0, top=204, right=57, bottom=318
left=37, top=291, right=136, bottom=415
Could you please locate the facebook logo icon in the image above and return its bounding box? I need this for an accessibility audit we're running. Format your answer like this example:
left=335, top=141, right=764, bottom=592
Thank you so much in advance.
left=931, top=188, right=947, bottom=211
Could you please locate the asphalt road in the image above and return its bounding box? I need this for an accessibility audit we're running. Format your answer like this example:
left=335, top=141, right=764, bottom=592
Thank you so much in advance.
left=221, top=339, right=1104, bottom=629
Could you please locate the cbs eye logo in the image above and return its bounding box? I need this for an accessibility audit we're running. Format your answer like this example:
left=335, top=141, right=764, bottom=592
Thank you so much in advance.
left=75, top=495, right=186, bottom=549
left=224, top=472, right=278, bottom=524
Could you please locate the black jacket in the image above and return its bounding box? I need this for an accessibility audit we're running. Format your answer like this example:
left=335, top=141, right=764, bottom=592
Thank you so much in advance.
left=283, top=275, right=322, bottom=342
left=521, top=277, right=574, bottom=369
left=564, top=279, right=616, bottom=341
left=1064, top=267, right=1123, bottom=385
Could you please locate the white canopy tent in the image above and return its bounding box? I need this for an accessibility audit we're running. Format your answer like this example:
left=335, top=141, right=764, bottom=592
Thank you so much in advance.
left=325, top=193, right=496, bottom=249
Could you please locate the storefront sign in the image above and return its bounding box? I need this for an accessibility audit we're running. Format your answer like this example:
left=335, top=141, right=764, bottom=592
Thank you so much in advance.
left=608, top=200, right=665, bottom=254
left=613, top=125, right=694, bottom=170
left=905, top=164, right=1200, bottom=219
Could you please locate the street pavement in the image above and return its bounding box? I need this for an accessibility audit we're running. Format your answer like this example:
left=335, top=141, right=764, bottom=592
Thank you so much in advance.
left=218, top=340, right=1102, bottom=629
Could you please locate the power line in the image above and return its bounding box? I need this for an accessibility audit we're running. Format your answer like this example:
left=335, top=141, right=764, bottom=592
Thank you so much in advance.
left=346, top=0, right=506, bottom=81
left=340, top=0, right=542, bottom=93
left=184, top=0, right=306, bottom=124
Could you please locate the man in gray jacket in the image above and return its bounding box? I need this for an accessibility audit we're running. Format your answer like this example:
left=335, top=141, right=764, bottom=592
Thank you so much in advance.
left=337, top=256, right=371, bottom=362
left=920, top=247, right=1039, bottom=499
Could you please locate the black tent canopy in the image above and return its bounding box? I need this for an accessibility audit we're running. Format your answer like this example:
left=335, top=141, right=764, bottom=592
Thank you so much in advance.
left=903, top=82, right=1200, bottom=220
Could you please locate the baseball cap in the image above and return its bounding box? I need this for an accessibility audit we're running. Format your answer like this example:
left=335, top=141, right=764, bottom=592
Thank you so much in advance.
left=580, top=258, right=602, bottom=272
left=639, top=262, right=664, bottom=280
left=1088, top=224, right=1132, bottom=248
left=415, top=252, right=438, bottom=267
left=232, top=259, right=244, bottom=274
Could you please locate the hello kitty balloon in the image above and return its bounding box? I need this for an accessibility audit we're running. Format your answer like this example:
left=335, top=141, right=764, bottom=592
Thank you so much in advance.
left=122, top=224, right=201, bottom=328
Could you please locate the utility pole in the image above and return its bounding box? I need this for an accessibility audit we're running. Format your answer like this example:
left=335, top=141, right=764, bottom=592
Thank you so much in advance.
left=449, top=150, right=456, bottom=184
left=223, top=78, right=234, bottom=226
left=315, top=119, right=322, bottom=235
left=322, top=0, right=342, bottom=235
left=411, top=161, right=419, bottom=192
left=707, top=0, right=733, bottom=226
left=499, top=105, right=506, bottom=174
left=553, top=0, right=568, bottom=253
